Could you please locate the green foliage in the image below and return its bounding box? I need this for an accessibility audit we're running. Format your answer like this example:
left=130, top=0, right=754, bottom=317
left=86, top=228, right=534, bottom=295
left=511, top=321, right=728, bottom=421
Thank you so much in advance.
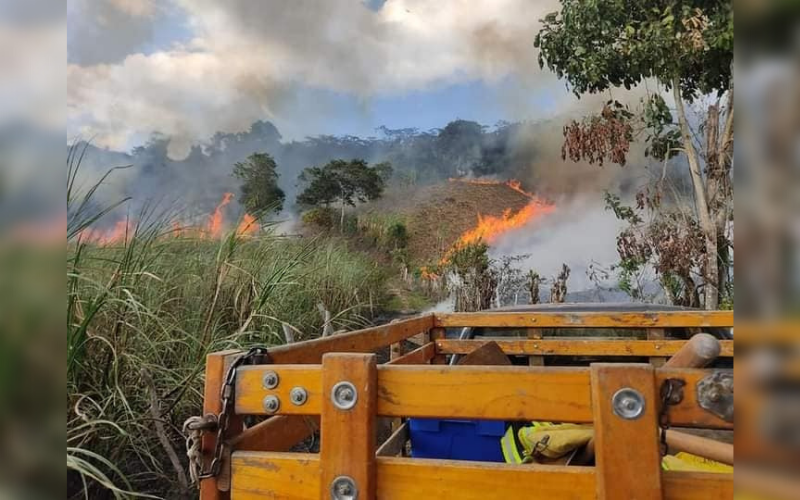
left=301, top=206, right=337, bottom=230
left=385, top=221, right=409, bottom=250
left=232, top=152, right=285, bottom=215
left=297, top=159, right=390, bottom=209
left=448, top=241, right=490, bottom=276
left=66, top=160, right=388, bottom=498
left=535, top=0, right=733, bottom=101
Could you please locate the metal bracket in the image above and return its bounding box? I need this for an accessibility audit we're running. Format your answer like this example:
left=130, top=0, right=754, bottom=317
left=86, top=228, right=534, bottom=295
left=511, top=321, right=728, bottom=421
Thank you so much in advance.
left=696, top=371, right=733, bottom=423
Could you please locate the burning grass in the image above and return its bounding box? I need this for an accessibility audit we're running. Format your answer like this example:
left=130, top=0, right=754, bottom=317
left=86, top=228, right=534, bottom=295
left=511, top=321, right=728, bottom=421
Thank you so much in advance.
left=67, top=153, right=387, bottom=498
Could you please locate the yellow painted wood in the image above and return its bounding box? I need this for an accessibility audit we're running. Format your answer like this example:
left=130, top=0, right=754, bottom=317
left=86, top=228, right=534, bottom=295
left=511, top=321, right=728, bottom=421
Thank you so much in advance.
left=267, top=314, right=434, bottom=364
left=436, top=339, right=734, bottom=357
left=591, top=363, right=662, bottom=499
left=230, top=453, right=732, bottom=500
left=320, top=353, right=378, bottom=499
left=434, top=311, right=733, bottom=328
left=234, top=365, right=732, bottom=429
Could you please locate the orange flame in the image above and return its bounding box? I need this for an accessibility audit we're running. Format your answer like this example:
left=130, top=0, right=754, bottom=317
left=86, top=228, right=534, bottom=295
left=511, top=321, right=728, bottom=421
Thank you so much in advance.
left=207, top=192, right=234, bottom=238
left=438, top=177, right=555, bottom=265
left=78, top=192, right=259, bottom=245
left=236, top=213, right=259, bottom=236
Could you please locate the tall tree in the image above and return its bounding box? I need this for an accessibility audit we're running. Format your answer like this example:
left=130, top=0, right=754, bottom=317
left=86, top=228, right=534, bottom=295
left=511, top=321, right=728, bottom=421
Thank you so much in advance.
left=536, top=0, right=733, bottom=309
left=297, top=159, right=391, bottom=230
left=232, top=152, right=285, bottom=215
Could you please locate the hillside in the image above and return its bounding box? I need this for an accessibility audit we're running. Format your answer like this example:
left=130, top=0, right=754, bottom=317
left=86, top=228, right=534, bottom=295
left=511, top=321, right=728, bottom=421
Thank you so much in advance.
left=360, top=179, right=546, bottom=265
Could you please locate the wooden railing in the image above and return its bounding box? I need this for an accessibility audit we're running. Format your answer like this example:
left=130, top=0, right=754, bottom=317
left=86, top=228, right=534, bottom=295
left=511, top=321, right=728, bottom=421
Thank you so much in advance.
left=199, top=310, right=734, bottom=500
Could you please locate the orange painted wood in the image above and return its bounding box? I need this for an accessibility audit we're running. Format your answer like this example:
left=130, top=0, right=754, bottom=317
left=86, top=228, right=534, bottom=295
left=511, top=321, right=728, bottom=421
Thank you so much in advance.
left=320, top=353, right=378, bottom=499
left=266, top=314, right=433, bottom=364
left=591, top=363, right=662, bottom=500
left=200, top=350, right=241, bottom=500
left=234, top=365, right=732, bottom=428
left=436, top=338, right=734, bottom=357
left=235, top=364, right=321, bottom=415
left=230, top=453, right=732, bottom=500
left=229, top=415, right=319, bottom=452
left=386, top=342, right=435, bottom=365
left=231, top=452, right=318, bottom=499
left=434, top=310, right=733, bottom=328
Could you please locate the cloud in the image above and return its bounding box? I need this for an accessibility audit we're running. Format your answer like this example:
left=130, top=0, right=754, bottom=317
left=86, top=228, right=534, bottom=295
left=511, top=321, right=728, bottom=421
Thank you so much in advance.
left=68, top=0, right=562, bottom=157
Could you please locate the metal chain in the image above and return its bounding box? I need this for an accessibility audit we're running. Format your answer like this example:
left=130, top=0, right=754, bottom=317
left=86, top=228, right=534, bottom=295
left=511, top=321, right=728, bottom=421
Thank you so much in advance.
left=183, top=347, right=268, bottom=486
left=658, top=378, right=686, bottom=456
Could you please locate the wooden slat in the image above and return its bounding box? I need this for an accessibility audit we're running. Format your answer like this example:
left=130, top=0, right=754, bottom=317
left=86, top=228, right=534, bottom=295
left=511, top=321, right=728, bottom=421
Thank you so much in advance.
left=229, top=415, right=319, bottom=451
left=591, top=363, right=662, bottom=500
left=455, top=341, right=511, bottom=366
left=200, top=350, right=241, bottom=500
left=266, top=314, right=434, bottom=364
left=434, top=311, right=733, bottom=328
left=320, top=353, right=378, bottom=499
left=235, top=365, right=733, bottom=428
left=386, top=342, right=435, bottom=365
left=230, top=453, right=732, bottom=500
left=376, top=421, right=408, bottom=457
left=436, top=338, right=734, bottom=357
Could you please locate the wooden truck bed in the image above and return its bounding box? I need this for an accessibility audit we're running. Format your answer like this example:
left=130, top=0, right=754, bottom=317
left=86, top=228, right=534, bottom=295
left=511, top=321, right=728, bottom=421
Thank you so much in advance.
left=195, top=310, right=734, bottom=499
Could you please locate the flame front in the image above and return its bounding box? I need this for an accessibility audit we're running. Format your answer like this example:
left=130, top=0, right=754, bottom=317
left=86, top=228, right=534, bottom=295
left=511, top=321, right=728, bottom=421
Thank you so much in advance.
left=441, top=178, right=555, bottom=264
left=78, top=192, right=258, bottom=245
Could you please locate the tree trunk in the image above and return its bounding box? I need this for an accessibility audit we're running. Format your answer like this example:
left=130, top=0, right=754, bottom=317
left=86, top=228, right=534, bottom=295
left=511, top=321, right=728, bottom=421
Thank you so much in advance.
left=673, top=79, right=719, bottom=309
left=340, top=198, right=346, bottom=233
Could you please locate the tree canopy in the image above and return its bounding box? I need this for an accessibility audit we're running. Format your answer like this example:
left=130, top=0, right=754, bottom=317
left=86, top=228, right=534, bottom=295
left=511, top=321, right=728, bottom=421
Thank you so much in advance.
left=536, top=0, right=734, bottom=309
left=535, top=0, right=733, bottom=101
left=232, top=152, right=285, bottom=215
left=297, top=159, right=392, bottom=228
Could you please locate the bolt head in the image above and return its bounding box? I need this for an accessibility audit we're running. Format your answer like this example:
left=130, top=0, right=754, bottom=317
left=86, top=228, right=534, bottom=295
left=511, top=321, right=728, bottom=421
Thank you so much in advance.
left=262, top=395, right=280, bottom=413
left=330, top=476, right=357, bottom=500
left=611, top=388, right=645, bottom=420
left=331, top=381, right=358, bottom=410
left=262, top=371, right=279, bottom=389
left=290, top=387, right=308, bottom=406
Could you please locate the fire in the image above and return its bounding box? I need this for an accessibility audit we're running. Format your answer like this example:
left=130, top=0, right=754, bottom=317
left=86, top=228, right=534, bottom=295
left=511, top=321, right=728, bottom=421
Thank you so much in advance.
left=208, top=192, right=234, bottom=239
left=438, top=177, right=555, bottom=265
left=78, top=192, right=259, bottom=245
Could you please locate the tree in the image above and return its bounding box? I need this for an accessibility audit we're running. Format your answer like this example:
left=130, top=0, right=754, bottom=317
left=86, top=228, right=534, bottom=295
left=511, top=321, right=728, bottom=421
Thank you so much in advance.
left=535, top=0, right=733, bottom=309
left=297, top=159, right=392, bottom=230
left=232, top=152, right=285, bottom=215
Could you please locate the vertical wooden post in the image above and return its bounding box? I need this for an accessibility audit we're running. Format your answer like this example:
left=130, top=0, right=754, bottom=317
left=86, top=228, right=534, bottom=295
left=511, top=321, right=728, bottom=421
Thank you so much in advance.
left=389, top=342, right=404, bottom=433
left=591, top=363, right=662, bottom=500
left=430, top=327, right=447, bottom=364
left=200, top=350, right=242, bottom=500
left=527, top=328, right=544, bottom=366
left=321, top=353, right=378, bottom=499
left=647, top=328, right=666, bottom=367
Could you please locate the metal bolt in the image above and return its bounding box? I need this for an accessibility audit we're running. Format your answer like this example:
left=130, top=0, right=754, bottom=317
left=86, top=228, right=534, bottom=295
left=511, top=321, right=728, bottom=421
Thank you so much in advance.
left=262, top=371, right=279, bottom=390
left=331, top=381, right=358, bottom=410
left=290, top=387, right=308, bottom=406
left=611, top=388, right=645, bottom=420
left=263, top=395, right=280, bottom=414
left=330, top=475, right=358, bottom=500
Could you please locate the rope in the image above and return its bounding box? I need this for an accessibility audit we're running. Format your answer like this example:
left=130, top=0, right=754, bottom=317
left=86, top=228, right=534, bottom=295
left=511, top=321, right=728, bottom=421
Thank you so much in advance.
left=183, top=416, right=206, bottom=487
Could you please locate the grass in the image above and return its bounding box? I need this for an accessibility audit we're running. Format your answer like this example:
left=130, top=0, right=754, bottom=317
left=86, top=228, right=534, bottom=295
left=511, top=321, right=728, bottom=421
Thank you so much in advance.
left=66, top=148, right=388, bottom=498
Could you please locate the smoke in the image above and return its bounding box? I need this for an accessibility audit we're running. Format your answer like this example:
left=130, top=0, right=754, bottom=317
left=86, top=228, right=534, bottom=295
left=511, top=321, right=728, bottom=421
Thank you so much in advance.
left=490, top=196, right=625, bottom=293
left=68, top=0, right=562, bottom=157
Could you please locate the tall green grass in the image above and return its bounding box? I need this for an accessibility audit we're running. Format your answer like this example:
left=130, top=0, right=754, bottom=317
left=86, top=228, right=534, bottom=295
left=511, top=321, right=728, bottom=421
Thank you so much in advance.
left=67, top=149, right=386, bottom=498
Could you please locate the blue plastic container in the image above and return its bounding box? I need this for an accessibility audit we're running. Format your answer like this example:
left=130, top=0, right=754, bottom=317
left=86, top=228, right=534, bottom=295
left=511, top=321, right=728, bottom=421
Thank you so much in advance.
left=408, top=419, right=506, bottom=462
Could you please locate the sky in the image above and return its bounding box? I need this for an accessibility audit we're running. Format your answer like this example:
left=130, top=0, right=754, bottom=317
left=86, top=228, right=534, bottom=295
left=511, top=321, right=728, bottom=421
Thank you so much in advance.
left=64, top=0, right=578, bottom=158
